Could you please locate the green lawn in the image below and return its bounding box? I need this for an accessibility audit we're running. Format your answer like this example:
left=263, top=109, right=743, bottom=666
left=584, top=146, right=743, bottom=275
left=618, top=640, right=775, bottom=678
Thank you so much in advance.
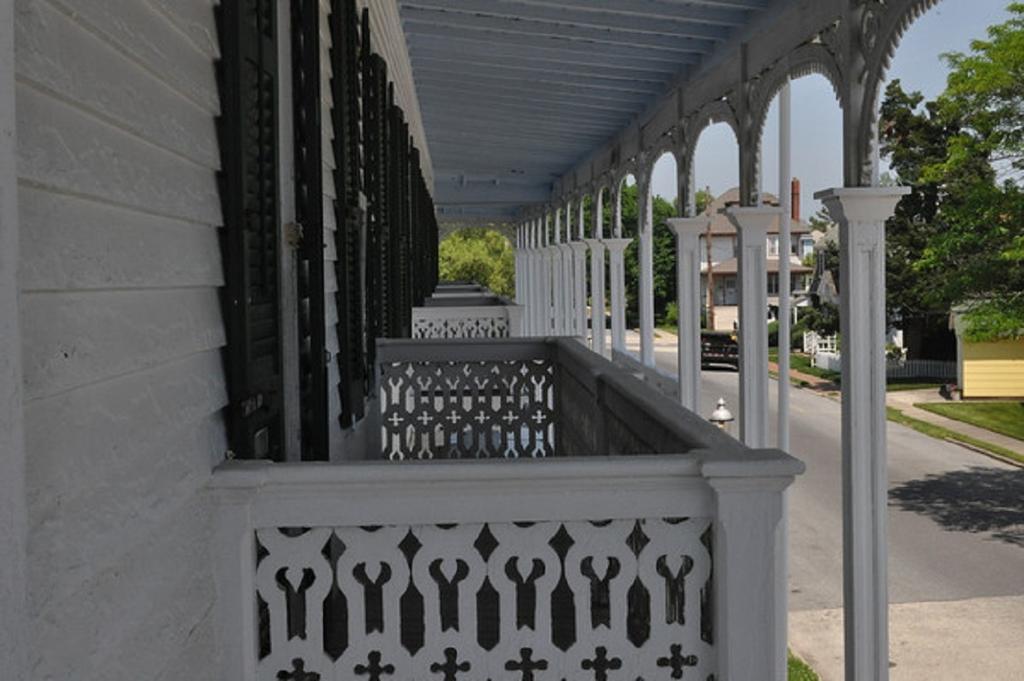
left=915, top=401, right=1024, bottom=441
left=886, top=381, right=944, bottom=392
left=788, top=651, right=820, bottom=681
left=770, top=349, right=841, bottom=384
left=887, top=406, right=1024, bottom=465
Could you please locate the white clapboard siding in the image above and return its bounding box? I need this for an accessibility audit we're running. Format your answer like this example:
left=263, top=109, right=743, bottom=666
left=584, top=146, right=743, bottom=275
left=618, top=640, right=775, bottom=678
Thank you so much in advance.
left=44, top=0, right=220, bottom=111
left=16, top=0, right=219, bottom=167
left=16, top=0, right=225, bottom=677
left=19, top=186, right=223, bottom=291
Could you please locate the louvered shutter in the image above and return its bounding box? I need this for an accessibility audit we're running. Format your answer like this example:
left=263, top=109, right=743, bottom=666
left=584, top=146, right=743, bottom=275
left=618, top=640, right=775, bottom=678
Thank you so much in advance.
left=216, top=0, right=284, bottom=460
left=329, top=0, right=367, bottom=426
left=291, top=0, right=328, bottom=460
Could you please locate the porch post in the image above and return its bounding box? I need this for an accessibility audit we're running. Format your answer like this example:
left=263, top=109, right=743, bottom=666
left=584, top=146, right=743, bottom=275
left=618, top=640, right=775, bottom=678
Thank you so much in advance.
left=666, top=217, right=711, bottom=412
left=726, top=206, right=780, bottom=447
left=515, top=223, right=523, bottom=306
left=605, top=238, right=632, bottom=353
left=563, top=200, right=576, bottom=335
left=570, top=198, right=589, bottom=340
left=586, top=188, right=607, bottom=354
left=560, top=202, right=575, bottom=336
left=529, top=218, right=540, bottom=335
left=778, top=81, right=793, bottom=451
left=0, top=4, right=28, bottom=675
left=816, top=186, right=908, bottom=681
left=543, top=212, right=556, bottom=335
left=551, top=207, right=564, bottom=334
left=638, top=172, right=656, bottom=367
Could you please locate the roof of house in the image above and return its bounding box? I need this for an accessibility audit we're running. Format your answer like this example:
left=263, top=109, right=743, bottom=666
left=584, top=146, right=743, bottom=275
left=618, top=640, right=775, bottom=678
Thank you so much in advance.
left=702, top=188, right=812, bottom=236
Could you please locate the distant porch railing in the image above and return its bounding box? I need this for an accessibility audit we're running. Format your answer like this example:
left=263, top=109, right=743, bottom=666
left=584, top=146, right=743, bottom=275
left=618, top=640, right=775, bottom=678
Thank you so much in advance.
left=412, top=294, right=523, bottom=339
left=211, top=338, right=803, bottom=681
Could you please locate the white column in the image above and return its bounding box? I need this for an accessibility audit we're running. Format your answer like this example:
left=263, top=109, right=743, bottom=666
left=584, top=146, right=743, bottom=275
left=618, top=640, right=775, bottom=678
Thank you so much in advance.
left=725, top=206, right=780, bottom=448
left=560, top=202, right=575, bottom=336
left=551, top=208, right=564, bottom=334
left=605, top=238, right=632, bottom=353
left=575, top=199, right=588, bottom=340
left=587, top=189, right=607, bottom=354
left=706, top=471, right=794, bottom=681
left=515, top=224, right=523, bottom=306
left=816, top=186, right=909, bottom=681
left=638, top=176, right=656, bottom=367
left=0, top=3, right=28, bottom=674
left=529, top=218, right=540, bottom=335
left=666, top=217, right=711, bottom=412
left=570, top=242, right=589, bottom=339
left=778, top=81, right=792, bottom=452
left=543, top=214, right=556, bottom=335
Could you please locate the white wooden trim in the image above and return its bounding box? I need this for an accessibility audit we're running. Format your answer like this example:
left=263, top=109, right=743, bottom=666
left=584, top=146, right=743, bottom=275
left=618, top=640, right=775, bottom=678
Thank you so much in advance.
left=0, top=0, right=27, bottom=674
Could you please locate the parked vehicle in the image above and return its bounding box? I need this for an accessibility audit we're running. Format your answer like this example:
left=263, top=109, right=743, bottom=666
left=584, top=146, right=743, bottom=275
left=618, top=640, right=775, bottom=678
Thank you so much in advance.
left=701, top=330, right=739, bottom=370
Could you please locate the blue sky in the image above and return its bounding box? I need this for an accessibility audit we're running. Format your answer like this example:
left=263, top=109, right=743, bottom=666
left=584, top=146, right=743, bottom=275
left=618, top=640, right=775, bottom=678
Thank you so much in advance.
left=649, top=0, right=1015, bottom=217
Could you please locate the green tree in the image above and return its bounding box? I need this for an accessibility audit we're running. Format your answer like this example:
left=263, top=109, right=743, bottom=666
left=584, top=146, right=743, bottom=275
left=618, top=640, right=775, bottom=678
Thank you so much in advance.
left=618, top=185, right=679, bottom=326
left=438, top=228, right=516, bottom=298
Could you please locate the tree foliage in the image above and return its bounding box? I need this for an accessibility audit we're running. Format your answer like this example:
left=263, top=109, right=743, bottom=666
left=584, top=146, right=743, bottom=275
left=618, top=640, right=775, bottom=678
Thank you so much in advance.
left=879, top=4, right=1024, bottom=344
left=438, top=228, right=515, bottom=298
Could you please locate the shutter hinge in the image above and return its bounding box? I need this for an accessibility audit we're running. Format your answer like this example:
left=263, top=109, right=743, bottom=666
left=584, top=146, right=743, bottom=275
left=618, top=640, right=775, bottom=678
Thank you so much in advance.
left=285, top=221, right=304, bottom=249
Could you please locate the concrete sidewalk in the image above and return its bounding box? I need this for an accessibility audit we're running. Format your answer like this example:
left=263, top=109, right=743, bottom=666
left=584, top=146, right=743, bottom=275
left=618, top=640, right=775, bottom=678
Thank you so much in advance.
left=790, top=595, right=1024, bottom=680
left=886, top=389, right=1024, bottom=460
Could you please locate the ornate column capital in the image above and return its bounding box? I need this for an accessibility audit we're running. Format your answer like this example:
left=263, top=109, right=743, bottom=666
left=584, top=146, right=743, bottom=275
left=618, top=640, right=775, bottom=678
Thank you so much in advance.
left=666, top=216, right=712, bottom=238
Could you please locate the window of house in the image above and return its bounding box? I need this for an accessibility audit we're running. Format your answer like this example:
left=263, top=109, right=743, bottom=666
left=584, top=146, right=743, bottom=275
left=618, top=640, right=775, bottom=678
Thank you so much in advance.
left=767, top=235, right=780, bottom=257
left=767, top=272, right=779, bottom=295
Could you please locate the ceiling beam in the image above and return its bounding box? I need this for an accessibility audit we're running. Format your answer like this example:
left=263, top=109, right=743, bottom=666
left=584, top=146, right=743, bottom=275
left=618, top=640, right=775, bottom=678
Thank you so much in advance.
left=409, top=54, right=677, bottom=85
left=437, top=0, right=757, bottom=27
left=411, top=63, right=667, bottom=94
left=415, top=80, right=647, bottom=113
left=401, top=0, right=735, bottom=40
left=422, top=108, right=624, bottom=135
left=406, top=33, right=700, bottom=69
left=401, top=9, right=718, bottom=53
left=413, top=73, right=657, bottom=104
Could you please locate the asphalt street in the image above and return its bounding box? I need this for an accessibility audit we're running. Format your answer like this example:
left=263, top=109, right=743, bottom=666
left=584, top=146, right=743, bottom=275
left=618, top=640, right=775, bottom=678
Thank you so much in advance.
left=639, top=338, right=1024, bottom=609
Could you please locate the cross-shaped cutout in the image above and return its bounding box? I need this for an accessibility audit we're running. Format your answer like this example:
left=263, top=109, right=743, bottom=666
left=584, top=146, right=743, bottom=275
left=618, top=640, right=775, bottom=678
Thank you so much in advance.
left=502, top=410, right=517, bottom=424
left=657, top=644, right=698, bottom=679
left=386, top=413, right=403, bottom=427
left=505, top=647, right=548, bottom=681
left=430, top=647, right=470, bottom=680
left=531, top=410, right=546, bottom=424
left=581, top=646, right=622, bottom=681
left=276, top=658, right=320, bottom=681
left=416, top=411, right=432, bottom=426
left=446, top=410, right=460, bottom=424
left=474, top=410, right=488, bottom=424
left=354, top=651, right=394, bottom=681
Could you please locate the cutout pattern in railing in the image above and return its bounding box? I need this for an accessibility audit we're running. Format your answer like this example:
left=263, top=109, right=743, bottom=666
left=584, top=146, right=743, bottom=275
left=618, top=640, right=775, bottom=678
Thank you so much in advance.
left=379, top=359, right=554, bottom=459
left=255, top=518, right=714, bottom=680
left=412, top=315, right=509, bottom=339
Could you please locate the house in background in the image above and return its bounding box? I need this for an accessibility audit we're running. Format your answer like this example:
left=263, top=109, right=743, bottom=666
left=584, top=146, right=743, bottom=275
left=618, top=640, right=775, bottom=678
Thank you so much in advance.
left=951, top=310, right=1024, bottom=398
left=700, top=182, right=814, bottom=331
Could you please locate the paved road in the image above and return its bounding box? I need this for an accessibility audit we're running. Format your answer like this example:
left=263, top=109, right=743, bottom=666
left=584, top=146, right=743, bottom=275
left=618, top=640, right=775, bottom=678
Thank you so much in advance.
left=627, top=334, right=1024, bottom=678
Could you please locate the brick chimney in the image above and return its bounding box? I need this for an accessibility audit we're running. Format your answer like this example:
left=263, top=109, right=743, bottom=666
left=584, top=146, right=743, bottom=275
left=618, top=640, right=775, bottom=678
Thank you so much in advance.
left=790, top=175, right=798, bottom=220
left=791, top=177, right=801, bottom=222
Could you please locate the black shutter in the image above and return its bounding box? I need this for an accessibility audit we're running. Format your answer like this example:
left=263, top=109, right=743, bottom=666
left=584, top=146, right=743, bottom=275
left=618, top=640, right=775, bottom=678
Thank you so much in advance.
left=363, top=49, right=389, bottom=358
left=291, top=0, right=328, bottom=460
left=215, top=0, right=284, bottom=461
left=329, top=0, right=366, bottom=426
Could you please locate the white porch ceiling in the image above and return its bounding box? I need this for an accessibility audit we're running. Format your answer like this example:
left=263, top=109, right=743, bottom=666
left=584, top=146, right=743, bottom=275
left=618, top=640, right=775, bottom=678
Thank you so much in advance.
left=398, top=0, right=774, bottom=223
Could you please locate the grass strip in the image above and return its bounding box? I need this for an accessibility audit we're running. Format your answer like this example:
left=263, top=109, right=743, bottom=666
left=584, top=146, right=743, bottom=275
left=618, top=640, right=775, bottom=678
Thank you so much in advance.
left=788, top=650, right=820, bottom=681
left=915, top=401, right=1024, bottom=441
left=886, top=407, right=1024, bottom=466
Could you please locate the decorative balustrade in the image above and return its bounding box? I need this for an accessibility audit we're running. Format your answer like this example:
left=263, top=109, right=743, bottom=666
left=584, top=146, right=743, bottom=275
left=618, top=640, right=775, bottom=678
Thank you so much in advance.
left=412, top=295, right=524, bottom=339
left=212, top=338, right=803, bottom=681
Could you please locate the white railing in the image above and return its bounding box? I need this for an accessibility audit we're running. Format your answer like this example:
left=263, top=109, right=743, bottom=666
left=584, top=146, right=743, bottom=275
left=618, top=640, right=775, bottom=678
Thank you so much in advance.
left=211, top=338, right=804, bottom=681
left=412, top=296, right=523, bottom=339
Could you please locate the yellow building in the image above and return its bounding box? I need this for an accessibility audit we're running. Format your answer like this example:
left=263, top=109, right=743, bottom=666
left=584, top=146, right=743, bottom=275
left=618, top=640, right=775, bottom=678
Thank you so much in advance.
left=952, top=313, right=1024, bottom=398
